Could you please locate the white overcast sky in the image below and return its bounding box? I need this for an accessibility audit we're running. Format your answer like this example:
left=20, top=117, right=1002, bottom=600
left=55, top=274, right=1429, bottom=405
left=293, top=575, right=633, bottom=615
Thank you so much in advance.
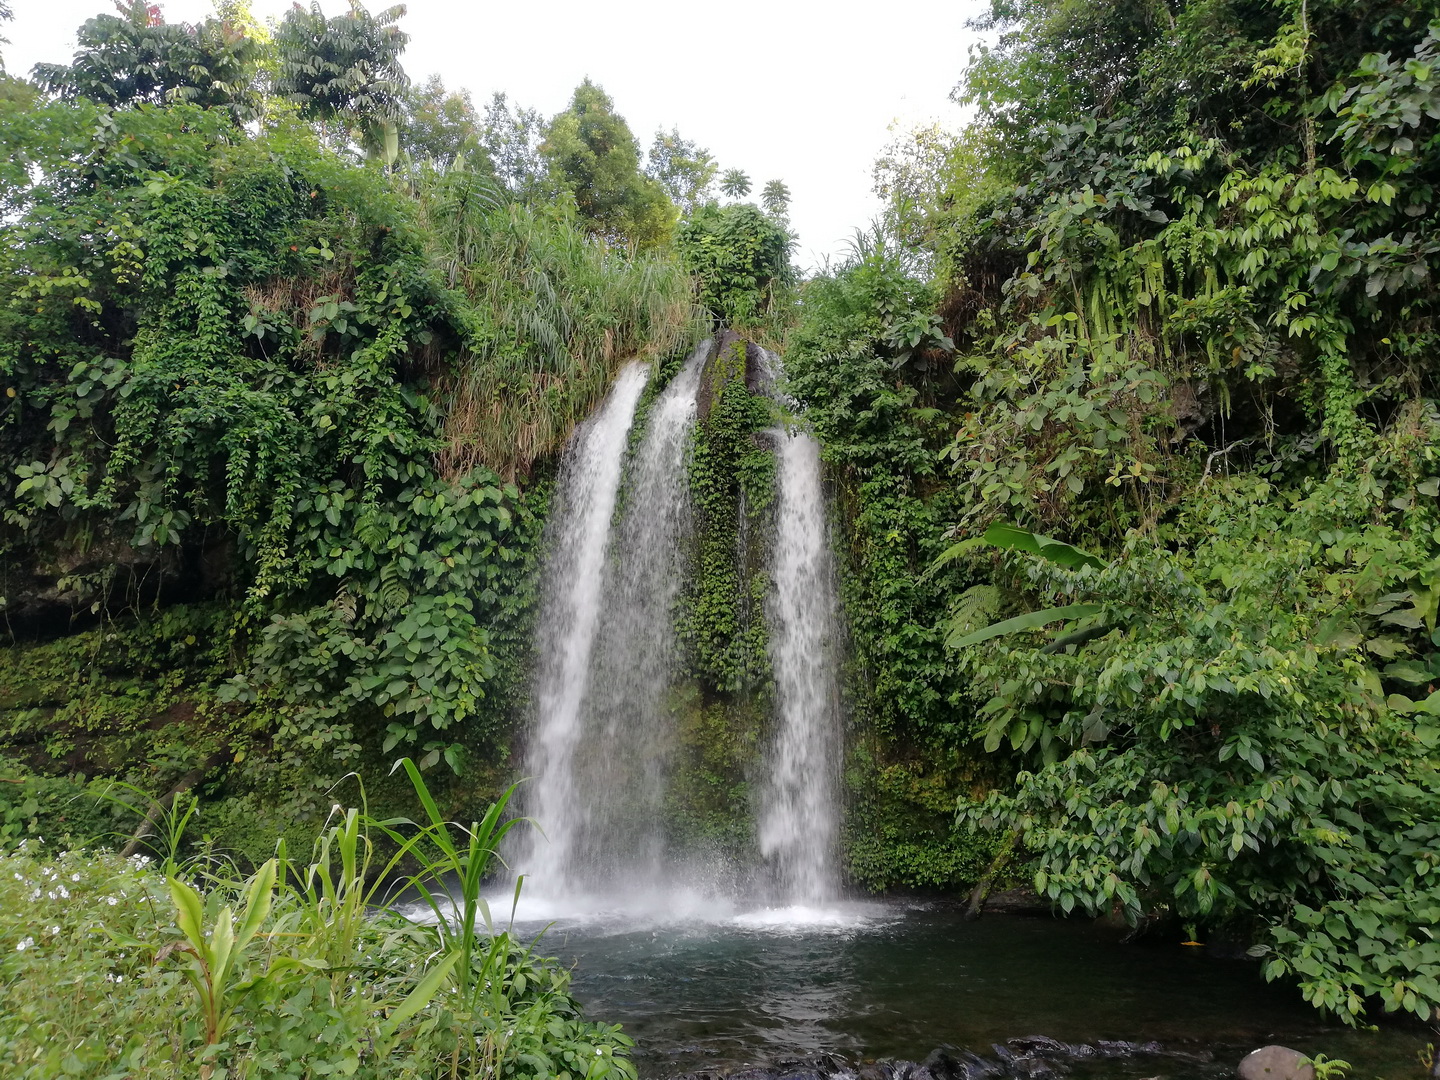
left=5, top=0, right=987, bottom=268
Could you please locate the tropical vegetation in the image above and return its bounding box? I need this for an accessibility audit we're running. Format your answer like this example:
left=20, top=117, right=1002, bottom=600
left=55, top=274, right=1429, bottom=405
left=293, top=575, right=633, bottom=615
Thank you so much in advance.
left=785, top=0, right=1440, bottom=1044
left=3, top=0, right=1439, bottom=1072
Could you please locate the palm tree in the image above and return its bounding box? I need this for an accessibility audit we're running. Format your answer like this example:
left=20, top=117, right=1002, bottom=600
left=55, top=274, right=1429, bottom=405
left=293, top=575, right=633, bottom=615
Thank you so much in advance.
left=761, top=179, right=791, bottom=216
left=719, top=168, right=752, bottom=199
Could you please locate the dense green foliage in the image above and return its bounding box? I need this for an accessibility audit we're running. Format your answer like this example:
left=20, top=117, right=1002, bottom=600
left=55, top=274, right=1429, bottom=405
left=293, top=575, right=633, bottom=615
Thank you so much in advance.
left=0, top=1, right=700, bottom=869
left=788, top=0, right=1440, bottom=1032
left=677, top=204, right=794, bottom=324
left=0, top=771, right=634, bottom=1079
left=541, top=80, right=674, bottom=250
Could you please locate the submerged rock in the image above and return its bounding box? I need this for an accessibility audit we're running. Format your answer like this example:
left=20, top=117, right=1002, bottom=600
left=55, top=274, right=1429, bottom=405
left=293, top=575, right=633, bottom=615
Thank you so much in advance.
left=1237, top=1046, right=1315, bottom=1080
left=668, top=1037, right=1191, bottom=1080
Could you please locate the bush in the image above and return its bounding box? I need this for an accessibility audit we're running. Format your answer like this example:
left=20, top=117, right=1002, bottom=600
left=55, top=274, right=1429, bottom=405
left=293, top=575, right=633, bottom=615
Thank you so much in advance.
left=0, top=768, right=635, bottom=1079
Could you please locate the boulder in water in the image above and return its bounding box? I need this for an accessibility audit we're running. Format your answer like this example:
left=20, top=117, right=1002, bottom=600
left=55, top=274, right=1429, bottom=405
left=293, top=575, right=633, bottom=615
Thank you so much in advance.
left=1237, top=1046, right=1315, bottom=1080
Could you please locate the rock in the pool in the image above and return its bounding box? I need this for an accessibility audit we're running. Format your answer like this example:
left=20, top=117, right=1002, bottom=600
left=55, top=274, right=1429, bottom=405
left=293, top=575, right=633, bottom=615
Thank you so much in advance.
left=1237, top=1046, right=1315, bottom=1080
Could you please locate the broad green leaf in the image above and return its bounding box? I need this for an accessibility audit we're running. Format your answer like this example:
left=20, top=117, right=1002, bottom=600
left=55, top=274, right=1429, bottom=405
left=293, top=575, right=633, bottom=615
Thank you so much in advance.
left=948, top=604, right=1104, bottom=649
left=380, top=951, right=460, bottom=1042
left=979, top=523, right=1106, bottom=571
left=169, top=876, right=207, bottom=955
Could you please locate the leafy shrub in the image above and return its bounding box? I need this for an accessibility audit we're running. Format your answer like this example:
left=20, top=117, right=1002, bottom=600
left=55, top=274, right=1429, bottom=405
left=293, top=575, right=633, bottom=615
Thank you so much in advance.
left=0, top=770, right=636, bottom=1079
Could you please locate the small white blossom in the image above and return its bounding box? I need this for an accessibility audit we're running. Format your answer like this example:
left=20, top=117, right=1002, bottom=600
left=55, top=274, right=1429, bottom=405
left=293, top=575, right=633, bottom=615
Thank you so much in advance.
left=48, top=926, right=59, bottom=936
left=105, top=897, right=118, bottom=907
left=70, top=873, right=80, bottom=882
left=15, top=937, right=33, bottom=952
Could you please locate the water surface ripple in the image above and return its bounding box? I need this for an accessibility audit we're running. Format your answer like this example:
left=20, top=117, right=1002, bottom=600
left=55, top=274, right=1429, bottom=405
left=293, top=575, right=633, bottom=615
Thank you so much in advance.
left=526, top=904, right=1425, bottom=1079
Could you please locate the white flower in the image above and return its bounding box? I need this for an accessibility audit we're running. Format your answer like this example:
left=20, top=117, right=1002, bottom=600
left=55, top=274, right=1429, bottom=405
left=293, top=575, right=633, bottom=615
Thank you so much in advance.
left=70, top=873, right=80, bottom=882
left=15, top=937, right=33, bottom=952
left=57, top=886, right=69, bottom=900
left=12, top=872, right=21, bottom=881
left=105, top=897, right=118, bottom=907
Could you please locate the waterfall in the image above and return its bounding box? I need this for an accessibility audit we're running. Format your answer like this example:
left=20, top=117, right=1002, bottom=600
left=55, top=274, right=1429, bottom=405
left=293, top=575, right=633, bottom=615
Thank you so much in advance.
left=757, top=413, right=843, bottom=907
left=522, top=344, right=708, bottom=901
left=523, top=361, right=650, bottom=896
left=518, top=338, right=845, bottom=918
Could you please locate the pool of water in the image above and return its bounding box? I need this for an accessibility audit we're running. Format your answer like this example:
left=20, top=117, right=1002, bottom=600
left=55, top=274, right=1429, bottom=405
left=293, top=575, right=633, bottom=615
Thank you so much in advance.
left=508, top=900, right=1427, bottom=1079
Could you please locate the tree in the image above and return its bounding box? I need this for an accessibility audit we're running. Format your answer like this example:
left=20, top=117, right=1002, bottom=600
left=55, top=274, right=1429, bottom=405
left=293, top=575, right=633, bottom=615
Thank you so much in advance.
left=481, top=92, right=545, bottom=195
left=760, top=179, right=791, bottom=217
left=402, top=74, right=489, bottom=168
left=719, top=168, right=751, bottom=198
left=540, top=79, right=674, bottom=248
left=273, top=1, right=410, bottom=161
left=0, top=0, right=13, bottom=72
left=676, top=202, right=792, bottom=321
left=32, top=0, right=264, bottom=122
left=645, top=127, right=717, bottom=212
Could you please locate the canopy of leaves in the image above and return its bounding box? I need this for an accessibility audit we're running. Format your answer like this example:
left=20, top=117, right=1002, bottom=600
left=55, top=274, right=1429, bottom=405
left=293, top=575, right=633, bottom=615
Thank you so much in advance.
left=787, top=0, right=1440, bottom=1033
left=646, top=127, right=717, bottom=212
left=400, top=74, right=490, bottom=169
left=676, top=203, right=793, bottom=323
left=541, top=79, right=674, bottom=250
left=272, top=1, right=410, bottom=156
left=32, top=0, right=264, bottom=122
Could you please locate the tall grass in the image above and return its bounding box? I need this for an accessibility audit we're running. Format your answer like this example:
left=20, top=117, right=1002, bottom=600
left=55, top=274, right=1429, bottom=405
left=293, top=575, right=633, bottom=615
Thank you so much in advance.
left=411, top=166, right=704, bottom=478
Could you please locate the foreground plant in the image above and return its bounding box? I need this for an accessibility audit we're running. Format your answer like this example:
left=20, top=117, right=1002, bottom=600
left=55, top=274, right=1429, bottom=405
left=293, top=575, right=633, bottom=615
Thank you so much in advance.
left=0, top=767, right=635, bottom=1079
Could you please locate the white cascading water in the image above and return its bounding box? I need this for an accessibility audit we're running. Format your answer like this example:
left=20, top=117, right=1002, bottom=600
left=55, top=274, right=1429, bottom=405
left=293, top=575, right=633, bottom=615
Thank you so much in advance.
left=521, top=344, right=709, bottom=905
left=758, top=424, right=844, bottom=907
left=514, top=341, right=847, bottom=922
left=549, top=343, right=709, bottom=896
left=522, top=361, right=650, bottom=896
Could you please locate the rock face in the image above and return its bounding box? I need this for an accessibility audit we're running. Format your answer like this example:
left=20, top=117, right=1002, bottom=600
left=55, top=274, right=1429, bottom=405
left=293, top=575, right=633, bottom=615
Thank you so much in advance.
left=1237, top=1046, right=1315, bottom=1080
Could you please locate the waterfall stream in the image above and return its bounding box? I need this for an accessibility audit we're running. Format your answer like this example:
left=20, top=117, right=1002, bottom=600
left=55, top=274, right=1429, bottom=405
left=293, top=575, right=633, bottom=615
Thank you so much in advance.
left=758, top=427, right=842, bottom=905
left=521, top=345, right=709, bottom=903
left=523, top=361, right=650, bottom=897
left=518, top=340, right=844, bottom=916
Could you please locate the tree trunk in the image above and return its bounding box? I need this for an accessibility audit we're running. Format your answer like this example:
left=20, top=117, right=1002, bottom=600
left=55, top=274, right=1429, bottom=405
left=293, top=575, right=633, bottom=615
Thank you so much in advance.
left=119, top=750, right=227, bottom=858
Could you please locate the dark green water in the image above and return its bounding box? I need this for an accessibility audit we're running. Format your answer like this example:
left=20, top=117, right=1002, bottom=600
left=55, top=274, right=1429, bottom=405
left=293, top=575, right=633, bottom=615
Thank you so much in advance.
left=528, top=903, right=1427, bottom=1079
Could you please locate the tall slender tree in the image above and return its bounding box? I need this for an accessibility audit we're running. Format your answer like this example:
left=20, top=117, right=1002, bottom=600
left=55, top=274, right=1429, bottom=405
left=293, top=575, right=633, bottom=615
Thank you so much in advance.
left=760, top=179, right=791, bottom=217
left=541, top=79, right=673, bottom=248
left=719, top=168, right=752, bottom=198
